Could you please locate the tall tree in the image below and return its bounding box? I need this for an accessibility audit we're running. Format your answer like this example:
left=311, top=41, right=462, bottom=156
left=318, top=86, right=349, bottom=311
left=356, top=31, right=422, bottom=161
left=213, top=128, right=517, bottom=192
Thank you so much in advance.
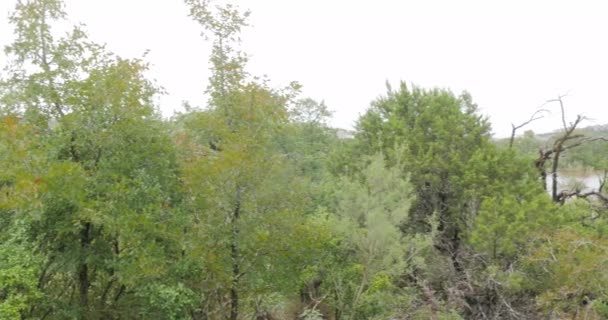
left=356, top=82, right=491, bottom=272
left=181, top=1, right=327, bottom=319
left=1, top=1, right=185, bottom=318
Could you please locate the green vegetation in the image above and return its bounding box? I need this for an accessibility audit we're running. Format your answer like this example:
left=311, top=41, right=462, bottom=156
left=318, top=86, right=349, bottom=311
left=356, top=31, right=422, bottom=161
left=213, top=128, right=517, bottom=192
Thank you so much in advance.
left=1, top=0, right=607, bottom=319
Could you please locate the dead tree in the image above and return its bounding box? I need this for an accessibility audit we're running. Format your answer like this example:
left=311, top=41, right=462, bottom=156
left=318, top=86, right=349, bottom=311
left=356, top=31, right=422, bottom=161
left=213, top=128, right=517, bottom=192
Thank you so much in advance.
left=531, top=96, right=607, bottom=203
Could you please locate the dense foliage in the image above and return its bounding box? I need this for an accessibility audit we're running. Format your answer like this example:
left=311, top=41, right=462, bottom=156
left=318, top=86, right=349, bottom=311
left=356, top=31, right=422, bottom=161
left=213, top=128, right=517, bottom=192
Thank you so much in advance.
left=1, top=1, right=607, bottom=319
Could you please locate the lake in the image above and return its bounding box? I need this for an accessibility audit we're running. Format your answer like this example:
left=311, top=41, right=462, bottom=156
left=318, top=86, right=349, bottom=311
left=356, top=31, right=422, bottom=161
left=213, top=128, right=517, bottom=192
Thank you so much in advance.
left=546, top=173, right=603, bottom=193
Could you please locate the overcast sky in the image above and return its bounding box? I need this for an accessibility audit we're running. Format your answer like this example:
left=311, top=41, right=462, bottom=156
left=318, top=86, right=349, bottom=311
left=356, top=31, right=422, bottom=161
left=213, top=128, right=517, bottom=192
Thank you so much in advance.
left=1, top=0, right=607, bottom=137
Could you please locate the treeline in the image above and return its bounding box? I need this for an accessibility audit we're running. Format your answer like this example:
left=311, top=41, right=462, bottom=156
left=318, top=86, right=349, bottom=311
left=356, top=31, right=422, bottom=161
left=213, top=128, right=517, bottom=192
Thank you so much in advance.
left=1, top=1, right=608, bottom=319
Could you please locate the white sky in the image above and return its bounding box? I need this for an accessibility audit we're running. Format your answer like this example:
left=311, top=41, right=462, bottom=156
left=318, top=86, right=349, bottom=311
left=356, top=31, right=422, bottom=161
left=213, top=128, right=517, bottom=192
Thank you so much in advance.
left=1, top=0, right=607, bottom=137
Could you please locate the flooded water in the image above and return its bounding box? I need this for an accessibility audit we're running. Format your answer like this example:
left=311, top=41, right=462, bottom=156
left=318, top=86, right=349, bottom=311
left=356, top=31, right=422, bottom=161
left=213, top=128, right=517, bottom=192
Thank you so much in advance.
left=546, top=174, right=602, bottom=193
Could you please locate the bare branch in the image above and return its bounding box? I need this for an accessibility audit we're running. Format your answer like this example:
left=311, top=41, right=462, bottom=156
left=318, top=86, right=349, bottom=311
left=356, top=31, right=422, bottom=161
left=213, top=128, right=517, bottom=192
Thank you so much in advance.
left=599, top=171, right=607, bottom=193
left=558, top=190, right=608, bottom=206
left=549, top=114, right=584, bottom=201
left=561, top=137, right=608, bottom=153
left=546, top=94, right=570, bottom=132
left=509, top=108, right=549, bottom=148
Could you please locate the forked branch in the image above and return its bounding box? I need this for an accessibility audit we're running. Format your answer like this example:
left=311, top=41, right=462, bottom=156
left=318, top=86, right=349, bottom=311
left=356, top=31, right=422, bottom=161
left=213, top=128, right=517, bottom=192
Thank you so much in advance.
left=509, top=108, right=549, bottom=148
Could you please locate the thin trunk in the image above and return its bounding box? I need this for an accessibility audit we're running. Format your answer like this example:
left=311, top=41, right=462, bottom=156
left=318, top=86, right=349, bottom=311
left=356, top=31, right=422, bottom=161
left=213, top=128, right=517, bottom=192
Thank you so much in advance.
left=350, top=274, right=368, bottom=318
left=218, top=37, right=227, bottom=99
left=540, top=169, right=548, bottom=192
left=450, top=229, right=463, bottom=273
left=78, top=222, right=91, bottom=318
left=437, top=191, right=463, bottom=273
left=230, top=188, right=242, bottom=320
left=39, top=308, right=53, bottom=320
left=535, top=149, right=550, bottom=192
left=100, top=240, right=119, bottom=307
left=114, top=285, right=126, bottom=302
left=551, top=149, right=561, bottom=202
left=39, top=8, right=64, bottom=118
left=100, top=279, right=114, bottom=308
left=28, top=256, right=55, bottom=317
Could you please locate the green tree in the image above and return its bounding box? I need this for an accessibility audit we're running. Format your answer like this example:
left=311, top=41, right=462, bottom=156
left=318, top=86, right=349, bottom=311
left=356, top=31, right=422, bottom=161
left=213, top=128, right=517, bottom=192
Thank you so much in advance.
left=180, top=1, right=329, bottom=319
left=0, top=116, right=45, bottom=318
left=316, top=154, right=437, bottom=319
left=457, top=147, right=561, bottom=318
left=1, top=1, right=186, bottom=318
left=283, top=98, right=336, bottom=182
left=356, top=82, right=492, bottom=272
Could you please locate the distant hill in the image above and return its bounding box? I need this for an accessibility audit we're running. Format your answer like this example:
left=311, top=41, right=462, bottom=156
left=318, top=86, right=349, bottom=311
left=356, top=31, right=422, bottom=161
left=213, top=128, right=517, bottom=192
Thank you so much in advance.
left=534, top=123, right=608, bottom=140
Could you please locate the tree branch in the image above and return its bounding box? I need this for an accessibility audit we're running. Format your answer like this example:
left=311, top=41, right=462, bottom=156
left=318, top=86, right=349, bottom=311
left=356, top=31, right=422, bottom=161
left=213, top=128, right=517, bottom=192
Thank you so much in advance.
left=546, top=94, right=569, bottom=132
left=561, top=137, right=608, bottom=153
left=558, top=190, right=608, bottom=206
left=509, top=109, right=549, bottom=148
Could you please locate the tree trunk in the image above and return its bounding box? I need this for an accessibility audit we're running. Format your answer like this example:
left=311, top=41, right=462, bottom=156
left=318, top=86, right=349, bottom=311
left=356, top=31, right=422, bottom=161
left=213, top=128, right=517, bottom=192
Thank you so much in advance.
left=436, top=191, right=463, bottom=273
left=551, top=148, right=561, bottom=202
left=230, top=188, right=242, bottom=320
left=78, top=222, right=91, bottom=318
